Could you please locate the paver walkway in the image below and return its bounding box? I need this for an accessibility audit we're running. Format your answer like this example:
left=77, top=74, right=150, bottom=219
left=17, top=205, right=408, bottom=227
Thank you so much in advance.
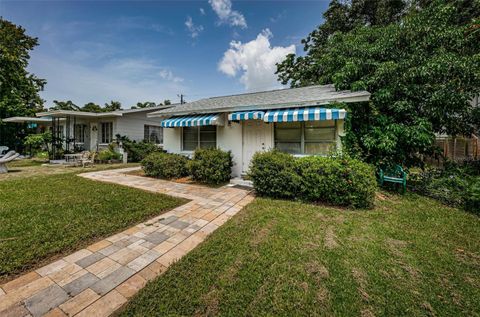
left=0, top=167, right=254, bottom=317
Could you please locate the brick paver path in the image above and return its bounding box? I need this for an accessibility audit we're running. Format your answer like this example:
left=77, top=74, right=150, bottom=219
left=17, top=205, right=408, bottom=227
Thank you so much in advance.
left=0, top=167, right=254, bottom=317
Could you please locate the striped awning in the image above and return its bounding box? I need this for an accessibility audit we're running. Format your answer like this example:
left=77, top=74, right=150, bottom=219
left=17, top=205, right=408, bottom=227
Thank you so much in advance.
left=161, top=114, right=220, bottom=128
left=228, top=111, right=264, bottom=121
left=264, top=107, right=347, bottom=123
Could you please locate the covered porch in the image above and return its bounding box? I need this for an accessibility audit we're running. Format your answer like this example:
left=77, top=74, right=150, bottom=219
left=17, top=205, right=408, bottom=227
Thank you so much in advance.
left=35, top=110, right=122, bottom=159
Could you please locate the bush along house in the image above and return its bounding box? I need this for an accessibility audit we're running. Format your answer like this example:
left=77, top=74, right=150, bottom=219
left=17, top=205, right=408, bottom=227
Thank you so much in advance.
left=148, top=85, right=371, bottom=178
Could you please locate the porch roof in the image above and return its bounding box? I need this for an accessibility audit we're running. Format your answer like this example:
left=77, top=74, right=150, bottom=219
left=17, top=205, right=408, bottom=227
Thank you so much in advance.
left=2, top=116, right=61, bottom=123
left=36, top=110, right=123, bottom=118
left=35, top=105, right=174, bottom=119
left=148, top=84, right=370, bottom=117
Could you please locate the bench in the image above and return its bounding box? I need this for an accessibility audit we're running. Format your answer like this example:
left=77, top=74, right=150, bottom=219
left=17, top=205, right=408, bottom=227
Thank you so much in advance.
left=379, top=165, right=407, bottom=193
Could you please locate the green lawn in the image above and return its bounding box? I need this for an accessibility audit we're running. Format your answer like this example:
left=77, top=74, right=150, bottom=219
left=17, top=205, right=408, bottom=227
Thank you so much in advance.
left=0, top=167, right=187, bottom=280
left=120, top=194, right=480, bottom=316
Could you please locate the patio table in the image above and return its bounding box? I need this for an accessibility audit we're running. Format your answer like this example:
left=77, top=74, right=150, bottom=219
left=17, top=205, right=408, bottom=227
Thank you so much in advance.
left=64, top=153, right=83, bottom=166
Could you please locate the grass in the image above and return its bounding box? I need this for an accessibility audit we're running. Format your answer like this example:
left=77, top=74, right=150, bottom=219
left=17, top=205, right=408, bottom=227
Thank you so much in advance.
left=6, top=158, right=46, bottom=167
left=120, top=193, right=480, bottom=316
left=1, top=159, right=139, bottom=181
left=0, top=165, right=187, bottom=280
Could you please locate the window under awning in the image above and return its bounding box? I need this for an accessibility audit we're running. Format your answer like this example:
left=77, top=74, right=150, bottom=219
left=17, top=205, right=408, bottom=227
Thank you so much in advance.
left=161, top=113, right=222, bottom=128
left=263, top=107, right=347, bottom=123
left=228, top=110, right=265, bottom=121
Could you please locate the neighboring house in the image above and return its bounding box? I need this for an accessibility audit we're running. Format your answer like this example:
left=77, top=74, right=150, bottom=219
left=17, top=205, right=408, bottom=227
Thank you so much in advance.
left=3, top=105, right=172, bottom=152
left=2, top=116, right=60, bottom=133
left=148, top=85, right=370, bottom=177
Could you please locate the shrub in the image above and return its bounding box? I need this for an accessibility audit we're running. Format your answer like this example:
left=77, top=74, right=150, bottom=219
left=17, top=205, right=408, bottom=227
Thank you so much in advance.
left=248, top=150, right=301, bottom=199
left=97, top=149, right=121, bottom=161
left=141, top=152, right=189, bottom=179
left=116, top=135, right=161, bottom=162
left=409, top=165, right=480, bottom=212
left=249, top=150, right=377, bottom=208
left=295, top=156, right=377, bottom=208
left=465, top=179, right=480, bottom=214
left=24, top=132, right=51, bottom=156
left=188, top=148, right=233, bottom=185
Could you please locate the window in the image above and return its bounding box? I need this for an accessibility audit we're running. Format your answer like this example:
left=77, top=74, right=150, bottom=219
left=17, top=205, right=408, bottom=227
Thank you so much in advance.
left=274, top=121, right=336, bottom=155
left=100, top=122, right=113, bottom=144
left=74, top=124, right=87, bottom=143
left=144, top=125, right=163, bottom=144
left=182, top=126, right=217, bottom=151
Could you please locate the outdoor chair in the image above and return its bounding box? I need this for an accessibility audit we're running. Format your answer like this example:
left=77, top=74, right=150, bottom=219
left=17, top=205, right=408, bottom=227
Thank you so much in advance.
left=378, top=165, right=407, bottom=193
left=0, top=150, right=20, bottom=174
left=80, top=151, right=96, bottom=168
left=0, top=146, right=8, bottom=158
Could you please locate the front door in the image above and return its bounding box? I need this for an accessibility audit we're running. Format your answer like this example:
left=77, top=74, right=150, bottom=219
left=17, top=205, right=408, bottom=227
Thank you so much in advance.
left=242, top=120, right=266, bottom=174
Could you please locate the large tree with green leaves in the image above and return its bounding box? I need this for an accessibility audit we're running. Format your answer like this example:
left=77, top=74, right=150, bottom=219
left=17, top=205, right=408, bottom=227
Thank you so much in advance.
left=0, top=18, right=46, bottom=147
left=277, top=0, right=480, bottom=167
left=50, top=100, right=79, bottom=111
left=104, top=100, right=122, bottom=112
left=81, top=102, right=102, bottom=113
left=0, top=19, right=46, bottom=117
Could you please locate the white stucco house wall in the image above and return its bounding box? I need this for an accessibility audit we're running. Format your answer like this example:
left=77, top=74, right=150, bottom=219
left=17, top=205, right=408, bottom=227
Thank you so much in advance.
left=148, top=85, right=370, bottom=178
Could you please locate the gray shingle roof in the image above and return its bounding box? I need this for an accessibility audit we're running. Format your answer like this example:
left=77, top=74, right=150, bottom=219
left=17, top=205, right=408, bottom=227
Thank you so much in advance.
left=149, top=85, right=370, bottom=117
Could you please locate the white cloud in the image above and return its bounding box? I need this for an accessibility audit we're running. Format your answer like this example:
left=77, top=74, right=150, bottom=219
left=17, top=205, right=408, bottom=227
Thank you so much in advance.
left=158, top=69, right=184, bottom=83
left=200, top=8, right=206, bottom=15
left=218, top=29, right=295, bottom=91
left=208, top=0, right=247, bottom=28
left=185, top=16, right=204, bottom=38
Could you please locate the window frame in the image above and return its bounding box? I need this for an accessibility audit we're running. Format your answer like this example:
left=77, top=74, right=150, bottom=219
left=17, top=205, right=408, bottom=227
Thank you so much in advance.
left=100, top=122, right=113, bottom=144
left=74, top=124, right=87, bottom=143
left=181, top=125, right=217, bottom=152
left=274, top=120, right=337, bottom=155
left=144, top=125, right=163, bottom=145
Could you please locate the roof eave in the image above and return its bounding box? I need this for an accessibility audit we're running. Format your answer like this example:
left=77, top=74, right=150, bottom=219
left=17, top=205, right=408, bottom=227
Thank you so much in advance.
left=36, top=110, right=123, bottom=118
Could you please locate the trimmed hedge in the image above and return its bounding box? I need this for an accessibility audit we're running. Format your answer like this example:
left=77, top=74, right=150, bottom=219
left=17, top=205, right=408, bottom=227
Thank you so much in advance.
left=188, top=148, right=233, bottom=185
left=141, top=152, right=189, bottom=179
left=296, top=156, right=377, bottom=208
left=249, top=150, right=376, bottom=209
left=247, top=150, right=300, bottom=199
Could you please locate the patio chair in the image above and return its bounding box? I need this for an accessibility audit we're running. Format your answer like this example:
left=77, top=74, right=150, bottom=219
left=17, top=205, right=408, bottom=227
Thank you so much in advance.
left=0, top=146, right=8, bottom=158
left=80, top=151, right=96, bottom=168
left=0, top=151, right=20, bottom=174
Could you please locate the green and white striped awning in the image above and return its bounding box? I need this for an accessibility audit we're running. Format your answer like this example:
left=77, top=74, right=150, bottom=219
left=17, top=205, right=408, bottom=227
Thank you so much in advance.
left=161, top=114, right=221, bottom=128
left=228, top=111, right=264, bottom=121
left=263, top=107, right=347, bottom=123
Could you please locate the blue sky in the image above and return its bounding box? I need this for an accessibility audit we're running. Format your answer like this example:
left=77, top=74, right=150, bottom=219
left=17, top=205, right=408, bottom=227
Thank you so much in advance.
left=1, top=0, right=327, bottom=108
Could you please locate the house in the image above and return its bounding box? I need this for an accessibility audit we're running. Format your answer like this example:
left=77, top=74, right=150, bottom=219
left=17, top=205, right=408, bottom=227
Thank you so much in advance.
left=148, top=85, right=370, bottom=177
left=3, top=105, right=172, bottom=154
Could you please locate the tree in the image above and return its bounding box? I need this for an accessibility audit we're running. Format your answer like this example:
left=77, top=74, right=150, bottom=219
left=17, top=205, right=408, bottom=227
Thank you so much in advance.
left=50, top=100, right=79, bottom=111
left=277, top=0, right=408, bottom=87
left=0, top=18, right=46, bottom=148
left=163, top=99, right=171, bottom=105
left=81, top=102, right=102, bottom=113
left=276, top=0, right=480, bottom=167
left=103, top=101, right=122, bottom=112
left=133, top=102, right=156, bottom=109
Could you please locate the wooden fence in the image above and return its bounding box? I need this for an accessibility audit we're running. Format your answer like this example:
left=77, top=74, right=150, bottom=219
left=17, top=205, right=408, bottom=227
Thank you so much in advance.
left=426, top=135, right=479, bottom=166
